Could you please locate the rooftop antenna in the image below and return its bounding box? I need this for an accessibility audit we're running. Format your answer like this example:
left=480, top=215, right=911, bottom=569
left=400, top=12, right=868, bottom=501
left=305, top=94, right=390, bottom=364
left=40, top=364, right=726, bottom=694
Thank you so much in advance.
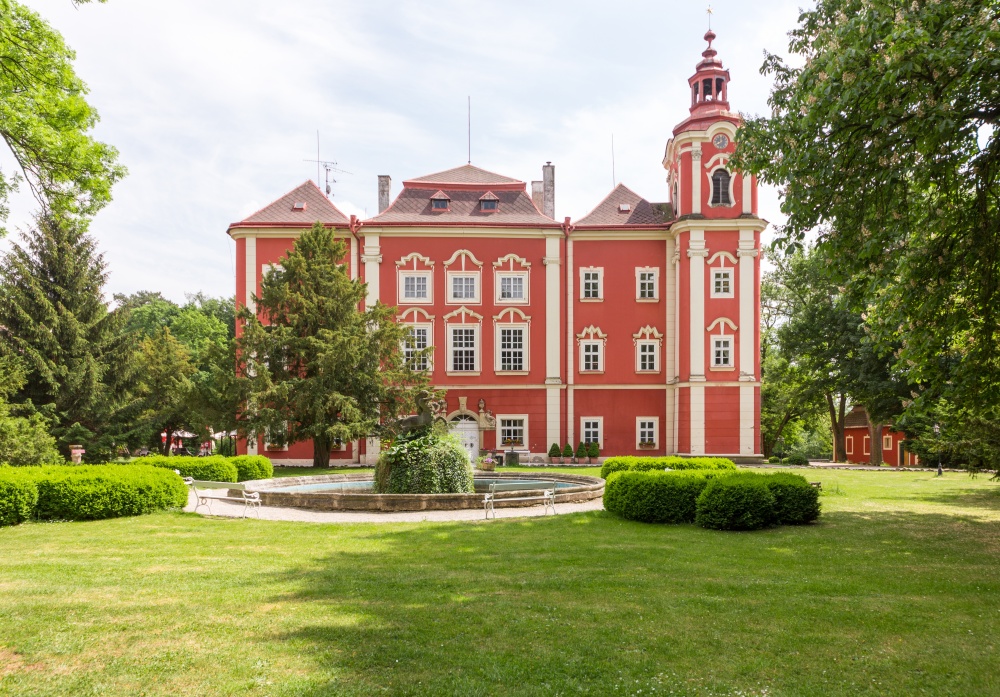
left=303, top=131, right=352, bottom=197
left=467, top=96, right=471, bottom=165
left=707, top=3, right=713, bottom=30
left=611, top=134, right=616, bottom=188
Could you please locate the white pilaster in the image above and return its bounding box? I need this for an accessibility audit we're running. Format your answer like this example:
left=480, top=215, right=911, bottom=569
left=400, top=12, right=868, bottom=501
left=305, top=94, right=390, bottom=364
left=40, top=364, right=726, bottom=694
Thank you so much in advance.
left=546, top=387, right=560, bottom=451
left=738, top=232, right=759, bottom=455
left=361, top=234, right=382, bottom=310
left=665, top=237, right=677, bottom=453
left=690, top=385, right=705, bottom=455
left=566, top=236, right=575, bottom=446
left=544, top=237, right=561, bottom=384
left=691, top=147, right=703, bottom=215
left=741, top=173, right=752, bottom=215
left=687, top=231, right=707, bottom=454
left=350, top=235, right=359, bottom=280
left=245, top=236, right=257, bottom=313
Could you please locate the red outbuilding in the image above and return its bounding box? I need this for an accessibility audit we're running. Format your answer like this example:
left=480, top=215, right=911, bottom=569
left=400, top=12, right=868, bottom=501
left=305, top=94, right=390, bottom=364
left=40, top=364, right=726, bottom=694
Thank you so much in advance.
left=843, top=406, right=921, bottom=466
left=228, top=31, right=765, bottom=465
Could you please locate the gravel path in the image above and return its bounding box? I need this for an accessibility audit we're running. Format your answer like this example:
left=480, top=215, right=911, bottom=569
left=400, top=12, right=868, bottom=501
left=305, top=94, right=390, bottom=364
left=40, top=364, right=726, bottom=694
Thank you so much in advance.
left=184, top=490, right=604, bottom=523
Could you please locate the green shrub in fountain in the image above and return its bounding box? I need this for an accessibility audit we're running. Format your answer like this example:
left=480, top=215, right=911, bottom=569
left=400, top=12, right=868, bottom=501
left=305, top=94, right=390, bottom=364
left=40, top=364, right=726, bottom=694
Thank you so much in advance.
left=374, top=429, right=474, bottom=495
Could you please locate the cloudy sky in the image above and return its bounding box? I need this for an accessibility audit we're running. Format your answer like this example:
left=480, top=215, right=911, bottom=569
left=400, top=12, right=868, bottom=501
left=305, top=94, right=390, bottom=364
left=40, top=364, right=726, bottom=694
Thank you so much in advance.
left=7, top=0, right=801, bottom=302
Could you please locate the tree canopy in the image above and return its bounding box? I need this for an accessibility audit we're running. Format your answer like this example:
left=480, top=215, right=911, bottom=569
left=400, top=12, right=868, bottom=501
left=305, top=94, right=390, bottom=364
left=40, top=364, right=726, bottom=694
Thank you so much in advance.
left=0, top=0, right=125, bottom=231
left=734, top=0, right=1000, bottom=406
left=235, top=223, right=427, bottom=467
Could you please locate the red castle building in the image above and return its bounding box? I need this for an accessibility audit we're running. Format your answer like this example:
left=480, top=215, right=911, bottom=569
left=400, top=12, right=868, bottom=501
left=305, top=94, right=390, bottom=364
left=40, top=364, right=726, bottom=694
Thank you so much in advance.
left=228, top=32, right=765, bottom=465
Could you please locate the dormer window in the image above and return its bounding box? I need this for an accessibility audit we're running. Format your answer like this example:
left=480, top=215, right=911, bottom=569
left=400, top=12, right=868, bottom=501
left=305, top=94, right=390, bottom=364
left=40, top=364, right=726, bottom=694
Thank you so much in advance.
left=618, top=203, right=631, bottom=213
left=430, top=190, right=451, bottom=211
left=292, top=201, right=307, bottom=211
left=479, top=191, right=499, bottom=212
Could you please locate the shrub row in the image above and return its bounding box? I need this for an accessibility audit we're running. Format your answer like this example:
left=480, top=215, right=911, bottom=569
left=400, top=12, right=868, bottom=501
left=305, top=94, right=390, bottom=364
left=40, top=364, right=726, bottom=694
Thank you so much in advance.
left=0, top=465, right=188, bottom=525
left=600, top=456, right=736, bottom=479
left=132, top=455, right=239, bottom=482
left=603, top=470, right=820, bottom=530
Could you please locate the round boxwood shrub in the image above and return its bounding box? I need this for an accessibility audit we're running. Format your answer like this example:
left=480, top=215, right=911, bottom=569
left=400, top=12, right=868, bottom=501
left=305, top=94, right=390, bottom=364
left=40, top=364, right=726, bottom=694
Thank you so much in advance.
left=20, top=465, right=188, bottom=521
left=0, top=469, right=39, bottom=526
left=603, top=470, right=711, bottom=523
left=133, top=455, right=237, bottom=482
left=374, top=430, right=474, bottom=494
left=785, top=453, right=810, bottom=466
left=765, top=473, right=820, bottom=525
left=695, top=474, right=777, bottom=531
left=767, top=456, right=780, bottom=464
left=230, top=455, right=274, bottom=481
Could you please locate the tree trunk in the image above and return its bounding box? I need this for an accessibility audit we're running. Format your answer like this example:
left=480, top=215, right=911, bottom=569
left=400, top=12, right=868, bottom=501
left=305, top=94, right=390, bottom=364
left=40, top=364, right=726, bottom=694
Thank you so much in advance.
left=764, top=411, right=795, bottom=459
left=313, top=434, right=331, bottom=468
left=161, top=426, right=174, bottom=455
left=827, top=393, right=847, bottom=462
left=869, top=422, right=885, bottom=466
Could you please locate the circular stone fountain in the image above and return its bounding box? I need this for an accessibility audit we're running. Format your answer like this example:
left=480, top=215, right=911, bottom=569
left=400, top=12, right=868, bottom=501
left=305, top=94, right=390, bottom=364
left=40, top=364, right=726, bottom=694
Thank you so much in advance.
left=240, top=471, right=604, bottom=512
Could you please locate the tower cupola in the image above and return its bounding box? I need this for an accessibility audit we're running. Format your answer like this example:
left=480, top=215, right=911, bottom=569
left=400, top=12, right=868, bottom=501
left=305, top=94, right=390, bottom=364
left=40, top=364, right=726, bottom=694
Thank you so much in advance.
left=688, top=30, right=730, bottom=114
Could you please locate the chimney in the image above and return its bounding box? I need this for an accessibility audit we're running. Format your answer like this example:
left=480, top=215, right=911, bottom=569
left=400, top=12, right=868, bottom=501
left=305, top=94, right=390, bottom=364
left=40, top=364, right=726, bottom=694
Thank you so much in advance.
left=542, top=162, right=555, bottom=219
left=377, top=175, right=391, bottom=213
left=531, top=181, right=544, bottom=212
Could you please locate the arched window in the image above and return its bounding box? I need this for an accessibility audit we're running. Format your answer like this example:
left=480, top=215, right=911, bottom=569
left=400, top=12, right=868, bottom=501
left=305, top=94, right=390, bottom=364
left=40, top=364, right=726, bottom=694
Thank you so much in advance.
left=711, top=169, right=731, bottom=206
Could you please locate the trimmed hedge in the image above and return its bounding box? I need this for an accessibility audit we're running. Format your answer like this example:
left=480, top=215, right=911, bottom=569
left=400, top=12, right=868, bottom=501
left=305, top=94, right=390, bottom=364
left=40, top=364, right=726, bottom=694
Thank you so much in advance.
left=765, top=472, right=821, bottom=524
left=8, top=465, right=188, bottom=522
left=229, top=455, right=274, bottom=482
left=695, top=474, right=777, bottom=531
left=600, top=456, right=737, bottom=479
left=604, top=470, right=821, bottom=531
left=0, top=468, right=39, bottom=526
left=133, top=455, right=238, bottom=482
left=603, top=470, right=711, bottom=523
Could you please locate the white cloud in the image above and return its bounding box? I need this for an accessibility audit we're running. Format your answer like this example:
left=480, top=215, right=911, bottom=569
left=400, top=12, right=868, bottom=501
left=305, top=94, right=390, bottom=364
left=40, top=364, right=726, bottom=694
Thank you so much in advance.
left=10, top=0, right=801, bottom=302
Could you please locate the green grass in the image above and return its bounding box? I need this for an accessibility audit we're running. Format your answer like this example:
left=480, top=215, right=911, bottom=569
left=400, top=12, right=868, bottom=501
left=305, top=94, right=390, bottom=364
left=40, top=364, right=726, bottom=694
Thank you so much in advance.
left=1, top=470, right=998, bottom=696
left=271, top=466, right=373, bottom=479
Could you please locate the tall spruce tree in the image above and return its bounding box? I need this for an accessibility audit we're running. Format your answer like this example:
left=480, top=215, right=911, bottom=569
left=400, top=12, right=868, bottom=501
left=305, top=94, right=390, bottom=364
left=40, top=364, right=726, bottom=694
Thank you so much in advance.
left=236, top=222, right=428, bottom=467
left=0, top=213, right=137, bottom=460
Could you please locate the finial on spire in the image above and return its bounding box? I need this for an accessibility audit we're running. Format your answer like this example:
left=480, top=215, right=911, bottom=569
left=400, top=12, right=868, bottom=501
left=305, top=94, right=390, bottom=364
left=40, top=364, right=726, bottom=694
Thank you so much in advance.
left=707, top=4, right=713, bottom=30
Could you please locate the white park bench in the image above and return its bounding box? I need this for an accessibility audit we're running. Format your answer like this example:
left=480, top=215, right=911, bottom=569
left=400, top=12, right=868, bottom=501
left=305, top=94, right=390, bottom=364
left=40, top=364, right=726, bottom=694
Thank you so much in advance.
left=184, top=477, right=261, bottom=519
left=483, top=481, right=556, bottom=520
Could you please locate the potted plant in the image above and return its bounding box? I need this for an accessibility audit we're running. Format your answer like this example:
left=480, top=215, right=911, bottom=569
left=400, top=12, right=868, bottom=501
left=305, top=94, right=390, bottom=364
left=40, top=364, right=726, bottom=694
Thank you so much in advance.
left=562, top=443, right=573, bottom=462
left=587, top=441, right=600, bottom=463
left=575, top=442, right=588, bottom=464
left=639, top=440, right=656, bottom=450
left=548, top=443, right=562, bottom=464
left=477, top=453, right=497, bottom=472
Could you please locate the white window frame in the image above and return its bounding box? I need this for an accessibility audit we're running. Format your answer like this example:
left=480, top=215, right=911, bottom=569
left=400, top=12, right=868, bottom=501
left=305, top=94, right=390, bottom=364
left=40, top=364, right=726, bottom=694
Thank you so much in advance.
left=262, top=263, right=283, bottom=278
left=399, top=271, right=433, bottom=305
left=711, top=334, right=734, bottom=369
left=497, top=414, right=528, bottom=449
left=580, top=341, right=603, bottom=373
left=635, top=267, right=659, bottom=302
left=883, top=434, right=893, bottom=451
left=264, top=422, right=289, bottom=452
left=446, top=272, right=481, bottom=305
left=494, top=322, right=529, bottom=374
left=496, top=271, right=529, bottom=305
left=846, top=435, right=854, bottom=456
left=580, top=416, right=603, bottom=449
left=863, top=435, right=870, bottom=455
left=709, top=167, right=736, bottom=208
left=402, top=323, right=433, bottom=373
left=580, top=267, right=604, bottom=301
left=446, top=324, right=480, bottom=375
left=636, top=417, right=658, bottom=449
left=636, top=340, right=660, bottom=373
left=711, top=267, right=734, bottom=298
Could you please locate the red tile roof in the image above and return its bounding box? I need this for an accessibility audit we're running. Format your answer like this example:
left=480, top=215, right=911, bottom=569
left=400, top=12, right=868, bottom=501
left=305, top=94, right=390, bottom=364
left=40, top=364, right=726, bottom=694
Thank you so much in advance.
left=368, top=186, right=555, bottom=225
left=574, top=184, right=673, bottom=227
left=232, top=181, right=350, bottom=228
left=406, top=164, right=522, bottom=186
left=845, top=406, right=870, bottom=429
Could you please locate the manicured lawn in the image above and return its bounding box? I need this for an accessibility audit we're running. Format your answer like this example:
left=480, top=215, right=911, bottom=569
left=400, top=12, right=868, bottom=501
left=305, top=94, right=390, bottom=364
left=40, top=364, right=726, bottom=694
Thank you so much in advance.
left=271, top=466, right=373, bottom=478
left=1, top=470, right=998, bottom=696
